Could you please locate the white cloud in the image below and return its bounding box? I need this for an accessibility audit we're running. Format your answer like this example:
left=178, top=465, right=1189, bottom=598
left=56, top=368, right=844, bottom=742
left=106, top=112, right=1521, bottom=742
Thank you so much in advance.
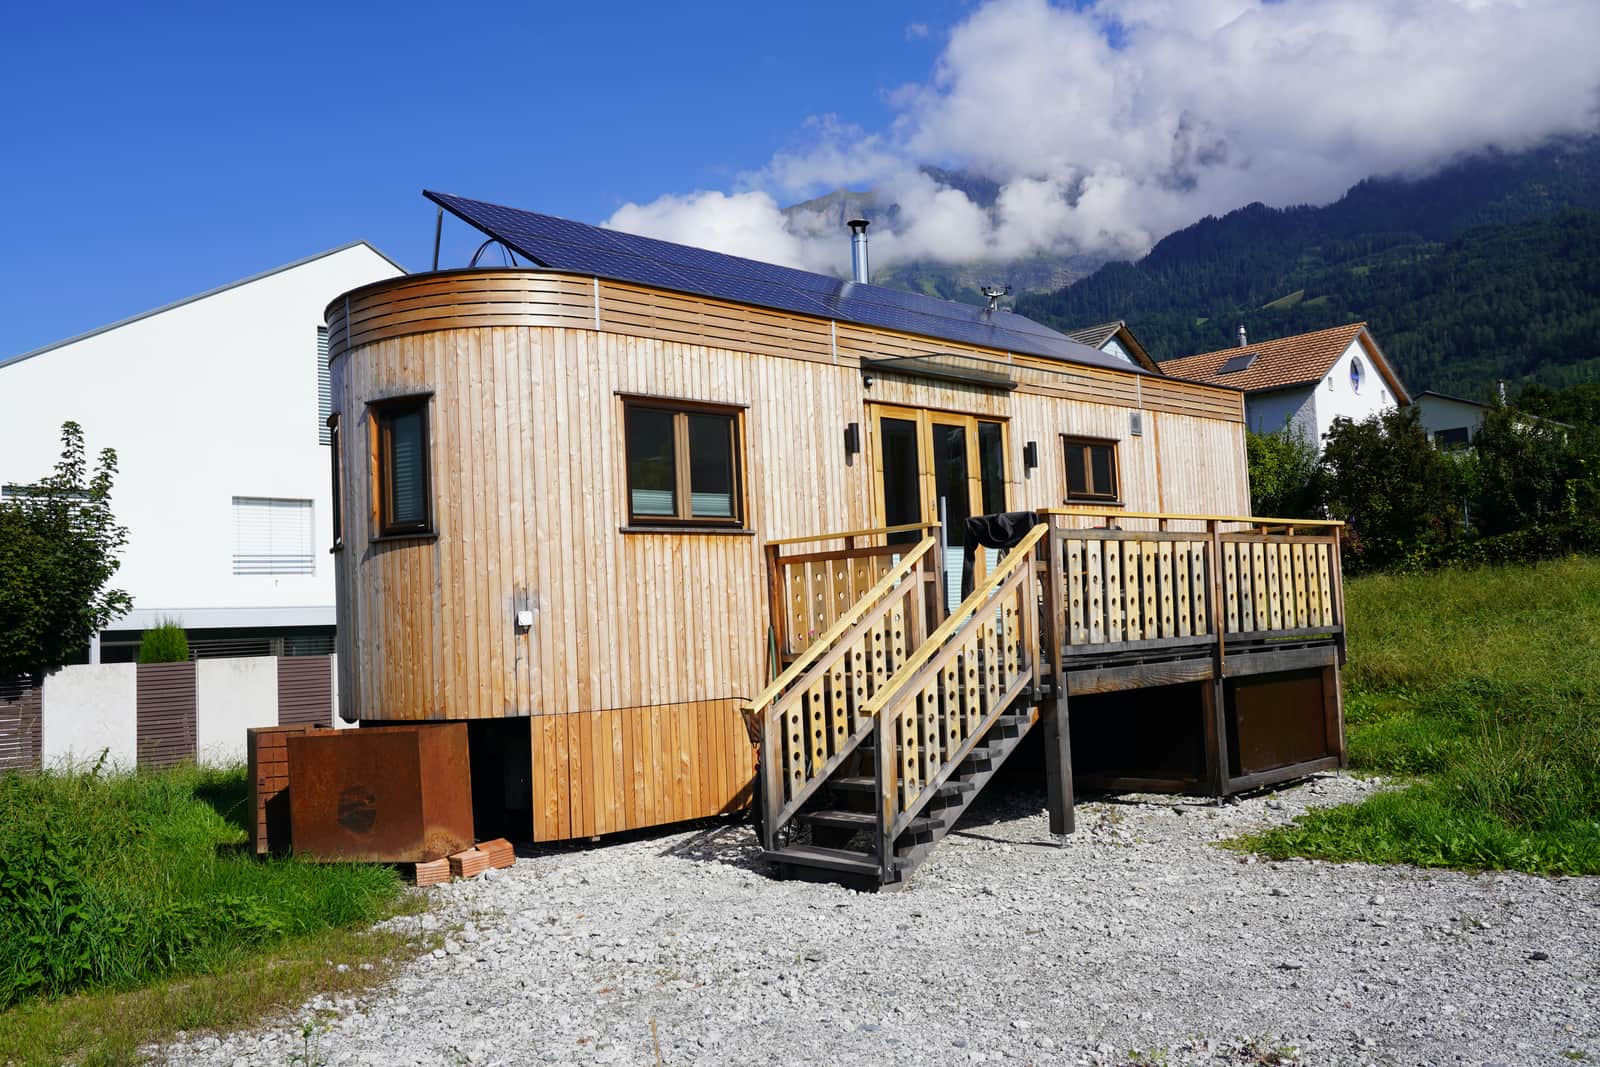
left=604, top=0, right=1600, bottom=274
left=906, top=21, right=930, bottom=39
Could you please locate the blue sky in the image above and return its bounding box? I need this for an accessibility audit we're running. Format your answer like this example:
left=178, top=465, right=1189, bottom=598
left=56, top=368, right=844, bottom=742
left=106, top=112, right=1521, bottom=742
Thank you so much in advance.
left=5, top=1, right=1596, bottom=358
left=0, top=1, right=967, bottom=355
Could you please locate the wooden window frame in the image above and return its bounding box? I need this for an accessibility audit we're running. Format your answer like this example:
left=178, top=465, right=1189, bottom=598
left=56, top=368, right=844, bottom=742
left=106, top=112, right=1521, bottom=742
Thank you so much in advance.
left=621, top=396, right=747, bottom=530
left=370, top=394, right=434, bottom=539
left=1061, top=434, right=1121, bottom=504
left=328, top=413, right=343, bottom=551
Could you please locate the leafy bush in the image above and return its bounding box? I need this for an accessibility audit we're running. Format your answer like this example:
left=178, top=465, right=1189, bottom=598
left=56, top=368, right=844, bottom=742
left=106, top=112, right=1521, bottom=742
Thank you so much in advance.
left=1246, top=427, right=1323, bottom=517
left=137, top=619, right=189, bottom=664
left=1320, top=407, right=1462, bottom=571
left=0, top=765, right=399, bottom=1007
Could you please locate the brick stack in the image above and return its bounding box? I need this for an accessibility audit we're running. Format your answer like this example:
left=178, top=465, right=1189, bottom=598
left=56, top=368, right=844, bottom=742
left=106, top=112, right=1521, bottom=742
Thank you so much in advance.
left=246, top=723, right=318, bottom=854
left=477, top=838, right=515, bottom=869
left=413, top=858, right=451, bottom=887
left=448, top=847, right=490, bottom=879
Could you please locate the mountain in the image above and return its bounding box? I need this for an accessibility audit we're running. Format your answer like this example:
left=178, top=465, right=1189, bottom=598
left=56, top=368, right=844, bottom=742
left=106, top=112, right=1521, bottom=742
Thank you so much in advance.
left=1013, top=138, right=1600, bottom=397
left=781, top=169, right=1107, bottom=305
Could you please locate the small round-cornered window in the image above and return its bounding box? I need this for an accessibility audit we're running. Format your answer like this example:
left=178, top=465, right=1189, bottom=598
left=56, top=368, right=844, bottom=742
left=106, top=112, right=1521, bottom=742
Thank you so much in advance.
left=1349, top=356, right=1364, bottom=392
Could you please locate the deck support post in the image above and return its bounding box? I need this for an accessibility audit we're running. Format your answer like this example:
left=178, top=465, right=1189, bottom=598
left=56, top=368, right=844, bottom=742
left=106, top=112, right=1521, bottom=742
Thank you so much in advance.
left=1203, top=520, right=1230, bottom=797
left=1041, top=519, right=1075, bottom=835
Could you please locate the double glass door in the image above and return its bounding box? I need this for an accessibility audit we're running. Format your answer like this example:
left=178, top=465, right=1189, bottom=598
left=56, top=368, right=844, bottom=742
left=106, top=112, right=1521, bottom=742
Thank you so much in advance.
left=869, top=405, right=1008, bottom=610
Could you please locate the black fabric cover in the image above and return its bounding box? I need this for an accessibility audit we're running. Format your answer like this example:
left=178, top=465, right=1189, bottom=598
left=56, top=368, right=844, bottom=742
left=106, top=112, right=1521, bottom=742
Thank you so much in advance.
left=961, top=510, right=1041, bottom=598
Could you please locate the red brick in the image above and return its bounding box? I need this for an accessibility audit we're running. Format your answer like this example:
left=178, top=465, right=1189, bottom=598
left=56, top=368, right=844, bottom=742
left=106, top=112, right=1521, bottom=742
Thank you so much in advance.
left=413, top=858, right=451, bottom=887
left=477, top=838, right=515, bottom=869
left=448, top=848, right=489, bottom=879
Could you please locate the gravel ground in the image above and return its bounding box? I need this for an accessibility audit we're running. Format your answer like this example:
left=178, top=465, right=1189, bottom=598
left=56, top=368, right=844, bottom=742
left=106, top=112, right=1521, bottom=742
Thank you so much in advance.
left=157, top=774, right=1599, bottom=1066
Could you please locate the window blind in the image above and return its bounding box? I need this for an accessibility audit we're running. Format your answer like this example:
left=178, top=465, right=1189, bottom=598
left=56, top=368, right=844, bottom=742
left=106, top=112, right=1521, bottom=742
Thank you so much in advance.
left=232, top=496, right=315, bottom=575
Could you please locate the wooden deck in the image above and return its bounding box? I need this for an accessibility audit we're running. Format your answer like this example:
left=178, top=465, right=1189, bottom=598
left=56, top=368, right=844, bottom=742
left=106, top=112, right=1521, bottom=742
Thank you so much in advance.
left=750, top=510, right=1346, bottom=888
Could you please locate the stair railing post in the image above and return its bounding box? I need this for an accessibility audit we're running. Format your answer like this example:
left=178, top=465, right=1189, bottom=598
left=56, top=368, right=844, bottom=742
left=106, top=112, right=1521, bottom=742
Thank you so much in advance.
left=874, top=704, right=896, bottom=885
left=759, top=698, right=784, bottom=853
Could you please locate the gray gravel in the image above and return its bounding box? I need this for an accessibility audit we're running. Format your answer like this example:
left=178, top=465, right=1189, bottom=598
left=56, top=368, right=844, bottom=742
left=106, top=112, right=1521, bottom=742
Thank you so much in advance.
left=156, top=774, right=1599, bottom=1066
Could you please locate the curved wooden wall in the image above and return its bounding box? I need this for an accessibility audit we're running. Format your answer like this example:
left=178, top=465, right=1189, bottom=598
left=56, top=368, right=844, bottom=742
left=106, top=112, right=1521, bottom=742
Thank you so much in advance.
left=327, top=270, right=1249, bottom=839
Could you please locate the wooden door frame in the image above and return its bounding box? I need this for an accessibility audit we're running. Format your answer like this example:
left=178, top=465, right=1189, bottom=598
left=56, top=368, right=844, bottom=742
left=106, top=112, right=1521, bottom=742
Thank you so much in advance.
left=866, top=402, right=1011, bottom=534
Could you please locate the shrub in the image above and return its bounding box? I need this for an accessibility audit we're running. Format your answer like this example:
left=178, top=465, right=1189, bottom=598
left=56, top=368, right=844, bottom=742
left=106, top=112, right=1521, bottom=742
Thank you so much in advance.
left=1246, top=426, right=1323, bottom=517
left=1320, top=407, right=1461, bottom=571
left=137, top=619, right=189, bottom=664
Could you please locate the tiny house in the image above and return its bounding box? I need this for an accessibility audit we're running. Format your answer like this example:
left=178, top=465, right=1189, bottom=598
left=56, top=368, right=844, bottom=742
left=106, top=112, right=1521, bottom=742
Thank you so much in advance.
left=324, top=192, right=1347, bottom=886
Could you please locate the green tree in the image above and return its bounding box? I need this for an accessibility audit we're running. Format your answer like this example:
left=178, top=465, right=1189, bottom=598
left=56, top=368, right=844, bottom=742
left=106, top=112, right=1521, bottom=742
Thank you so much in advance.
left=0, top=423, right=131, bottom=682
left=1320, top=407, right=1460, bottom=570
left=1246, top=426, right=1324, bottom=517
left=1464, top=403, right=1590, bottom=535
left=137, top=619, right=189, bottom=664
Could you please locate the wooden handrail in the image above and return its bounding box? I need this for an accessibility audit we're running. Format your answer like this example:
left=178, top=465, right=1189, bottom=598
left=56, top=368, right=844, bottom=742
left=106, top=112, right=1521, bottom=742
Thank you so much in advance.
left=860, top=523, right=1049, bottom=719
left=744, top=536, right=937, bottom=714
left=764, top=521, right=939, bottom=547
left=1043, top=508, right=1343, bottom=529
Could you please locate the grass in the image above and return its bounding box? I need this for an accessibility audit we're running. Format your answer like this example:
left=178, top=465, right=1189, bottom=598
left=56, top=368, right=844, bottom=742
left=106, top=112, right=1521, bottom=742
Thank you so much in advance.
left=0, top=762, right=420, bottom=1064
left=1236, top=556, right=1600, bottom=874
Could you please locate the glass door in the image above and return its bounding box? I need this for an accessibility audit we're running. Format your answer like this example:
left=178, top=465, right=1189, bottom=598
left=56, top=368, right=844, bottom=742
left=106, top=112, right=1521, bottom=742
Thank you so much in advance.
left=869, top=405, right=1009, bottom=610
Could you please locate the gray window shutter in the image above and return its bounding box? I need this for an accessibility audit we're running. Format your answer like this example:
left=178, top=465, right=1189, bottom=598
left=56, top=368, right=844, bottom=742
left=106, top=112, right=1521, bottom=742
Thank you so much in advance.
left=317, top=326, right=332, bottom=445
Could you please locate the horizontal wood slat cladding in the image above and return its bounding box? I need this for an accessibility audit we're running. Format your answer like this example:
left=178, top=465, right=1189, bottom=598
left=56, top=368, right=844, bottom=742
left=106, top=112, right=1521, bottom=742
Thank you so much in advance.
left=0, top=683, right=42, bottom=772
left=325, top=269, right=1242, bottom=423
left=136, top=662, right=196, bottom=770
left=529, top=701, right=754, bottom=840
left=277, top=655, right=334, bottom=727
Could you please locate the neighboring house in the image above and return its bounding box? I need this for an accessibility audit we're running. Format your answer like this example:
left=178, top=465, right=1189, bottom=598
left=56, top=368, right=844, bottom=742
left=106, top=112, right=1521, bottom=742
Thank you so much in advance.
left=1414, top=389, right=1489, bottom=447
left=1065, top=320, right=1163, bottom=373
left=0, top=243, right=405, bottom=662
left=1160, top=322, right=1410, bottom=447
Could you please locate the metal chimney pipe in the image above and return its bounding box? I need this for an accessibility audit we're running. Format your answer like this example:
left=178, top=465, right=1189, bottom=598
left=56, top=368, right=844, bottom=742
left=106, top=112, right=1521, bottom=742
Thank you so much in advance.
left=1237, top=324, right=1248, bottom=348
left=848, top=219, right=870, bottom=284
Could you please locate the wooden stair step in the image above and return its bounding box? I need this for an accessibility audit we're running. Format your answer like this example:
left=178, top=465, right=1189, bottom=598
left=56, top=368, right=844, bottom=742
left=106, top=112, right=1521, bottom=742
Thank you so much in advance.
left=830, top=776, right=875, bottom=793
left=761, top=843, right=881, bottom=877
left=800, top=809, right=934, bottom=835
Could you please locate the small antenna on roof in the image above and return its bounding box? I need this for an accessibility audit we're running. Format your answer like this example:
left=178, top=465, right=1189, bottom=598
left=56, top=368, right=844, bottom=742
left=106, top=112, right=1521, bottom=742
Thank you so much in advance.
left=981, top=284, right=1012, bottom=313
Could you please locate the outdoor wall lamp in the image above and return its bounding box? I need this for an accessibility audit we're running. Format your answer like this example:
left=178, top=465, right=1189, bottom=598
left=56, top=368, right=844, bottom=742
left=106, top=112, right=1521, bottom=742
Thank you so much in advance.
left=844, top=422, right=861, bottom=464
left=1023, top=440, right=1038, bottom=473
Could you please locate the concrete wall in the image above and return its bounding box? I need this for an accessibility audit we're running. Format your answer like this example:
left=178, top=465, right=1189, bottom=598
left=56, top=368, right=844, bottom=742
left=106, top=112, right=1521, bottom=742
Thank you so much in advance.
left=0, top=245, right=403, bottom=633
left=196, top=657, right=280, bottom=764
left=16, top=655, right=338, bottom=770
left=41, top=663, right=138, bottom=769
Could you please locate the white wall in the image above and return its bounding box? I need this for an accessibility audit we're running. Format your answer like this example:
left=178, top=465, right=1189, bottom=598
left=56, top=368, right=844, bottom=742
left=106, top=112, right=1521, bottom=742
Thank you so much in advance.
left=196, top=656, right=279, bottom=764
left=1310, top=337, right=1400, bottom=443
left=41, top=663, right=137, bottom=769
left=1416, top=394, right=1485, bottom=442
left=1247, top=386, right=1317, bottom=443
left=0, top=245, right=403, bottom=631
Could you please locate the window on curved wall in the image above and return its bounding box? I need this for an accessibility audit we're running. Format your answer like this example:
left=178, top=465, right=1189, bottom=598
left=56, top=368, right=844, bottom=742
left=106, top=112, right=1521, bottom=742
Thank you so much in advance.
left=374, top=396, right=433, bottom=537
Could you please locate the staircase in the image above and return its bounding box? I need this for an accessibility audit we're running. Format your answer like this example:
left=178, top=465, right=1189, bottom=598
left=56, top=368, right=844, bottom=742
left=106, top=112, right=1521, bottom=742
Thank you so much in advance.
left=747, top=524, right=1052, bottom=890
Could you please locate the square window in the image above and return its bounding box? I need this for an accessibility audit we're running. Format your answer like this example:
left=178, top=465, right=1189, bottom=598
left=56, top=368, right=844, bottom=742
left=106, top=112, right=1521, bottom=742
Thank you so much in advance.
left=1062, top=436, right=1120, bottom=503
left=623, top=399, right=744, bottom=527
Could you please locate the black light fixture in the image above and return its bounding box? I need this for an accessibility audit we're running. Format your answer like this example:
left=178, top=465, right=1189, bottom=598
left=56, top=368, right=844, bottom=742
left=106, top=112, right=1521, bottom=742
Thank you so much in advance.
left=1023, top=440, right=1038, bottom=473
left=844, top=422, right=861, bottom=464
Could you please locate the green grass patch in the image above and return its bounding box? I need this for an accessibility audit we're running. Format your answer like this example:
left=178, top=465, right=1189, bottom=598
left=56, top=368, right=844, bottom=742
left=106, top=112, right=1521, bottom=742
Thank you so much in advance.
left=1236, top=557, right=1600, bottom=874
left=0, top=763, right=405, bottom=1010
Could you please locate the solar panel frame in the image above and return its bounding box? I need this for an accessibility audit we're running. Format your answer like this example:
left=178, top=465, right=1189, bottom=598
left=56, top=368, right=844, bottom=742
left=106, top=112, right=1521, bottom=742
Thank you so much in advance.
left=424, top=190, right=1149, bottom=374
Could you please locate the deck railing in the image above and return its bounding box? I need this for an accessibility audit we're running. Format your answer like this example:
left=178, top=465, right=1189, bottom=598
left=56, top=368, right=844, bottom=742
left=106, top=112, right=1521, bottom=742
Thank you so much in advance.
left=861, top=523, right=1049, bottom=881
left=1042, top=509, right=1344, bottom=660
left=748, top=534, right=941, bottom=852
left=763, top=522, right=942, bottom=662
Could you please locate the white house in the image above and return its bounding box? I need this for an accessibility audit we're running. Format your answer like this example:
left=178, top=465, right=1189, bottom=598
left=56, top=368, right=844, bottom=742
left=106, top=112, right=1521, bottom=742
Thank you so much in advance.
left=0, top=243, right=404, bottom=662
left=1414, top=389, right=1488, bottom=447
left=1161, top=322, right=1410, bottom=448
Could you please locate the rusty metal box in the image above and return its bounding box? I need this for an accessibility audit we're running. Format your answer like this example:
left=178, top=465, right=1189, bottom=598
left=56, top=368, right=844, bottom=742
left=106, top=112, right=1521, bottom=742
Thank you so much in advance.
left=286, top=723, right=474, bottom=862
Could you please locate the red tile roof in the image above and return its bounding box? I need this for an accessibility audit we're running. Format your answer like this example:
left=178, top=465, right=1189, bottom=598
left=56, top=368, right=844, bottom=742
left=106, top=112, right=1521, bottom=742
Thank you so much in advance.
left=1161, top=322, right=1373, bottom=394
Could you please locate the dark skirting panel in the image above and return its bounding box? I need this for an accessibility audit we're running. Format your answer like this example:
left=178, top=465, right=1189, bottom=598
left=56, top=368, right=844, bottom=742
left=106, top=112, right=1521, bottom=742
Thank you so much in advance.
left=136, top=661, right=197, bottom=769
left=277, top=655, right=334, bottom=727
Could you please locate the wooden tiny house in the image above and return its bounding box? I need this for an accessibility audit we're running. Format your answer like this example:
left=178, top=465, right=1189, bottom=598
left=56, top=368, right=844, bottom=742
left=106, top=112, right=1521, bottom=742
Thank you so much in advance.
left=324, top=192, right=1346, bottom=882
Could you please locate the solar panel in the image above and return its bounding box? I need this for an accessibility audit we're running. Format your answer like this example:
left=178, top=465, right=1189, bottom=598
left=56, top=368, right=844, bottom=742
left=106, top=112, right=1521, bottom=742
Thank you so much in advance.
left=424, top=190, right=1145, bottom=373
left=1218, top=352, right=1258, bottom=374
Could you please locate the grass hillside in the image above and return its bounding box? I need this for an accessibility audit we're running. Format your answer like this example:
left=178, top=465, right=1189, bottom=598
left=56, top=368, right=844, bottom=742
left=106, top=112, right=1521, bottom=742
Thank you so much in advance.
left=1240, top=557, right=1600, bottom=874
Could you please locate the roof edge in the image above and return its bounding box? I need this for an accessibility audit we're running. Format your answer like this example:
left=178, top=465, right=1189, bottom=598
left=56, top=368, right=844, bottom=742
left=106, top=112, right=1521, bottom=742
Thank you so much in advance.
left=0, top=241, right=406, bottom=371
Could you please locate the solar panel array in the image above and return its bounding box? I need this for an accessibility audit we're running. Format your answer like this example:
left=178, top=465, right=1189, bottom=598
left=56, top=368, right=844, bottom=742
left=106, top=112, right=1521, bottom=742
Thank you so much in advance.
left=425, top=191, right=1139, bottom=373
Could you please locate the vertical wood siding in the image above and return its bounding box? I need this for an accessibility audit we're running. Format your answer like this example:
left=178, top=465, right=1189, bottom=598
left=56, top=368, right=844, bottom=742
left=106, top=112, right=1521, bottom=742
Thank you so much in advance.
left=328, top=271, right=1250, bottom=839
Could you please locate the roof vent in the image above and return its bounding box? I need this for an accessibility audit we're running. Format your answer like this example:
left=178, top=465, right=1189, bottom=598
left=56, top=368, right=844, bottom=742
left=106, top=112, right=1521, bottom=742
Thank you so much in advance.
left=848, top=219, right=870, bottom=284
left=1237, top=324, right=1248, bottom=348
